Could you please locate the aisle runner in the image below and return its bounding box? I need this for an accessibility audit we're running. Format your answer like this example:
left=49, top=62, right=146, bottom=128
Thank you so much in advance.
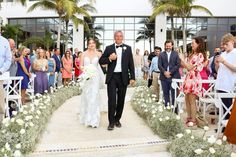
left=29, top=88, right=169, bottom=157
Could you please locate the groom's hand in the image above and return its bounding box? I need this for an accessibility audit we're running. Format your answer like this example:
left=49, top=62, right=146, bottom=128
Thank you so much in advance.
left=129, top=79, right=135, bottom=86
left=109, top=53, right=117, bottom=61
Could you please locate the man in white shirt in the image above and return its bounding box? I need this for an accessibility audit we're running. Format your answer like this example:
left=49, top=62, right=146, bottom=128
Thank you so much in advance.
left=215, top=33, right=236, bottom=120
left=149, top=46, right=162, bottom=101
left=0, top=35, right=12, bottom=122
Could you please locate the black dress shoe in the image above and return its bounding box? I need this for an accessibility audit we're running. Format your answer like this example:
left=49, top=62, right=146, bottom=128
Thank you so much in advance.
left=107, top=124, right=114, bottom=131
left=115, top=121, right=122, bottom=128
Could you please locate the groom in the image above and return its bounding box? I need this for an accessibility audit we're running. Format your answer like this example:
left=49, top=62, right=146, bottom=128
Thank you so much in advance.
left=99, top=30, right=135, bottom=131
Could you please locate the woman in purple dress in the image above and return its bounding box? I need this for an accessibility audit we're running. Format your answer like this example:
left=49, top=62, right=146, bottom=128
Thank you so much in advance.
left=33, top=48, right=49, bottom=94
left=17, top=46, right=31, bottom=104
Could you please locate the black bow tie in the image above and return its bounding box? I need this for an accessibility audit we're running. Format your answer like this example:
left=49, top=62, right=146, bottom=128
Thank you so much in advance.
left=116, top=45, right=123, bottom=49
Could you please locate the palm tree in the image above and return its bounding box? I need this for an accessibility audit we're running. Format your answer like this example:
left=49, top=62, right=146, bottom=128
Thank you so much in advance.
left=84, top=17, right=104, bottom=49
left=28, top=0, right=76, bottom=50
left=1, top=24, right=23, bottom=46
left=22, top=30, right=54, bottom=50
left=175, top=0, right=212, bottom=53
left=150, top=0, right=178, bottom=42
left=135, top=18, right=155, bottom=53
left=62, top=0, right=96, bottom=49
left=150, top=0, right=212, bottom=53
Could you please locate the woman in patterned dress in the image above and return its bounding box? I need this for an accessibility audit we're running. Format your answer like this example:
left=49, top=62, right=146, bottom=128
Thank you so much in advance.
left=181, top=37, right=206, bottom=127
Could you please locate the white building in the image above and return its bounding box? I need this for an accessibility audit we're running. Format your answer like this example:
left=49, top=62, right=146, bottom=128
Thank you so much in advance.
left=0, top=0, right=236, bottom=53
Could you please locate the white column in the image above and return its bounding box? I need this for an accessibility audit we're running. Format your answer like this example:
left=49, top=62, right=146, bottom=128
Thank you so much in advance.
left=73, top=23, right=84, bottom=53
left=155, top=14, right=167, bottom=50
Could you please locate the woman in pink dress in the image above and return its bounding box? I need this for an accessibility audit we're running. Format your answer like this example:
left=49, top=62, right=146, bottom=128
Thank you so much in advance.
left=181, top=37, right=206, bottom=127
left=74, top=51, right=82, bottom=80
left=62, top=50, right=73, bottom=85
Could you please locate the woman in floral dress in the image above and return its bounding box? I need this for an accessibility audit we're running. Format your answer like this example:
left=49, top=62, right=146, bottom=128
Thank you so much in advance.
left=181, top=37, right=206, bottom=127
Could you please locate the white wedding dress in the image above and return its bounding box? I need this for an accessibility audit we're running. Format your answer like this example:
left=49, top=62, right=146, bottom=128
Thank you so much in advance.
left=79, top=55, right=105, bottom=127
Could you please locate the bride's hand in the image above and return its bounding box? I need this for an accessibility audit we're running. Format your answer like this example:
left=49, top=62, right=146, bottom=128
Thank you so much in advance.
left=129, top=79, right=135, bottom=87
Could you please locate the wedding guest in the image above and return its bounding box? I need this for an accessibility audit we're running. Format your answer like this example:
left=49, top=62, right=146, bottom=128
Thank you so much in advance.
left=134, top=48, right=142, bottom=79
left=16, top=46, right=31, bottom=104
left=74, top=51, right=82, bottom=80
left=149, top=46, right=161, bottom=101
left=46, top=50, right=56, bottom=87
left=224, top=98, right=236, bottom=144
left=8, top=39, right=18, bottom=77
left=52, top=48, right=62, bottom=86
left=142, top=50, right=149, bottom=80
left=181, top=37, right=205, bottom=127
left=200, top=56, right=210, bottom=90
left=62, top=50, right=73, bottom=85
left=0, top=35, right=12, bottom=122
left=208, top=47, right=221, bottom=79
left=158, top=40, right=181, bottom=106
left=33, top=48, right=48, bottom=94
left=73, top=48, right=79, bottom=68
left=215, top=33, right=236, bottom=120
left=8, top=39, right=19, bottom=116
left=147, top=49, right=156, bottom=87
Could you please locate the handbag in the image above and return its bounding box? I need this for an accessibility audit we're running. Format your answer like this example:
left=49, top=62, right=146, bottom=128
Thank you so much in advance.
left=196, top=111, right=208, bottom=128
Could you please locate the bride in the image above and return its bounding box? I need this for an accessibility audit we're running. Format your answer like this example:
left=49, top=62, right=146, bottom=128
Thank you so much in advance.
left=79, top=38, right=105, bottom=128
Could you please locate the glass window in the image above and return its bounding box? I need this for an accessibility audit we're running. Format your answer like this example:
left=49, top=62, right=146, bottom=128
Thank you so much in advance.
left=94, top=18, right=104, bottom=24
left=125, top=24, right=134, bottom=30
left=9, top=19, right=17, bottom=25
left=208, top=18, right=217, bottom=25
left=135, top=17, right=144, bottom=23
left=104, top=18, right=113, bottom=23
left=18, top=19, right=26, bottom=25
left=187, top=18, right=197, bottom=24
left=124, top=31, right=135, bottom=40
left=125, top=18, right=134, bottom=23
left=104, top=24, right=113, bottom=30
left=218, top=18, right=229, bottom=25
left=217, top=25, right=229, bottom=31
left=104, top=31, right=114, bottom=40
left=114, top=18, right=124, bottom=23
left=229, top=18, right=236, bottom=25
left=114, top=24, right=124, bottom=30
left=135, top=24, right=144, bottom=30
left=36, top=18, right=45, bottom=25
left=26, top=19, right=36, bottom=25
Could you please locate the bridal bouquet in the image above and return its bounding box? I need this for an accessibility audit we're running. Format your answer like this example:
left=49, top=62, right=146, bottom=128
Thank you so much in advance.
left=81, top=65, right=97, bottom=80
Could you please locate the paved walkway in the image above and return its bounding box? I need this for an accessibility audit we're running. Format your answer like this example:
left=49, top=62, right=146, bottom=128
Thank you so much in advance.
left=29, top=88, right=170, bottom=157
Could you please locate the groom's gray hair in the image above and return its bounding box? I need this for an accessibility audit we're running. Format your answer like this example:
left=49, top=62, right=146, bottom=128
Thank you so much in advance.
left=114, top=30, right=123, bottom=37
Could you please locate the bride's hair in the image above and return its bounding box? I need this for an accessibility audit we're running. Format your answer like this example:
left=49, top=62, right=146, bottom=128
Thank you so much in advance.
left=87, top=38, right=97, bottom=46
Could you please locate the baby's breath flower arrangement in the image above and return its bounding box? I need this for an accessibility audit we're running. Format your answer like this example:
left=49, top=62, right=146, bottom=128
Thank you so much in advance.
left=131, top=86, right=184, bottom=139
left=168, top=126, right=231, bottom=157
left=0, top=84, right=81, bottom=156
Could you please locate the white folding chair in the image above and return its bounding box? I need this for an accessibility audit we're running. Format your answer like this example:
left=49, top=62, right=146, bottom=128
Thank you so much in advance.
left=198, top=80, right=217, bottom=118
left=5, top=76, right=24, bottom=117
left=26, top=74, right=36, bottom=98
left=215, top=93, right=236, bottom=136
left=171, top=79, right=185, bottom=114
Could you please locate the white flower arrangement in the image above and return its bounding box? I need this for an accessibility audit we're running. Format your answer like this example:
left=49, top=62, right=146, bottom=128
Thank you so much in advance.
left=168, top=125, right=231, bottom=157
left=123, top=46, right=127, bottom=51
left=131, top=85, right=184, bottom=139
left=0, top=83, right=82, bottom=156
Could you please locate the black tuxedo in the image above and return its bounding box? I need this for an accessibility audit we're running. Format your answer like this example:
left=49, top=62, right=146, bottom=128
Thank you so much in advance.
left=158, top=51, right=180, bottom=106
left=99, top=43, right=135, bottom=125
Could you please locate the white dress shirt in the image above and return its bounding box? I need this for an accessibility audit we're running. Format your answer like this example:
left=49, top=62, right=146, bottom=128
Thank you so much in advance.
left=166, top=51, right=171, bottom=71
left=0, top=36, right=12, bottom=74
left=215, top=49, right=236, bottom=92
left=114, top=44, right=123, bottom=72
